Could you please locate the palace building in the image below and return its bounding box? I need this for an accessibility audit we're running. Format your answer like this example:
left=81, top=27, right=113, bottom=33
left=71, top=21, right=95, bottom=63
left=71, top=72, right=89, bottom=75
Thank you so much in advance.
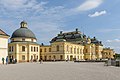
left=102, top=47, right=115, bottom=59
left=0, top=29, right=9, bottom=64
left=8, top=21, right=40, bottom=62
left=40, top=41, right=84, bottom=61
left=8, top=21, right=115, bottom=62
left=49, top=28, right=103, bottom=60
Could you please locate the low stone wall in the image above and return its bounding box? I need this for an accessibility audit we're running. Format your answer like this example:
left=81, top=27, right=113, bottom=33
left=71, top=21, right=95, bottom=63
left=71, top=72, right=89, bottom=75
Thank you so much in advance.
left=105, top=60, right=120, bottom=67
left=74, top=60, right=106, bottom=62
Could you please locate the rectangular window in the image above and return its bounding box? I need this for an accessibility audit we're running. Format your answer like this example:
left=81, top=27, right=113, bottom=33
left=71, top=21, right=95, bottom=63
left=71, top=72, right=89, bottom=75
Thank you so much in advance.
left=40, top=49, right=42, bottom=52
left=57, top=45, right=59, bottom=51
left=31, top=46, right=33, bottom=52
left=86, top=49, right=87, bottom=53
left=37, top=47, right=38, bottom=52
left=44, top=48, right=46, bottom=52
left=60, top=55, right=63, bottom=60
left=34, top=47, right=35, bottom=52
left=22, top=46, right=25, bottom=52
left=11, top=46, right=14, bottom=52
left=9, top=46, right=11, bottom=52
left=74, top=48, right=76, bottom=54
left=22, top=55, right=25, bottom=60
left=67, top=45, right=69, bottom=51
left=71, top=47, right=72, bottom=53
left=22, top=38, right=25, bottom=41
left=49, top=48, right=51, bottom=52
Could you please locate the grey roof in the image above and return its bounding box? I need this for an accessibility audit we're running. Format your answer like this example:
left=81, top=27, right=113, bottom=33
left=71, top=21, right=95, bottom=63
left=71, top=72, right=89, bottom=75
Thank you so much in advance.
left=50, top=30, right=84, bottom=43
left=11, top=27, right=36, bottom=39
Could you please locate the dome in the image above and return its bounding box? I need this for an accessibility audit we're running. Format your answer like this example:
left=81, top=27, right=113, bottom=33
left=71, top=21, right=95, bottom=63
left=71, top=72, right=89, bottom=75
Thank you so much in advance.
left=11, top=21, right=36, bottom=39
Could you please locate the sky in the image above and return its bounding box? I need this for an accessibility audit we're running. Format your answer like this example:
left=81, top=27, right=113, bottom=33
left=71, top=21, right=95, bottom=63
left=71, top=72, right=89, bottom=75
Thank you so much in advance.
left=0, top=0, right=120, bottom=53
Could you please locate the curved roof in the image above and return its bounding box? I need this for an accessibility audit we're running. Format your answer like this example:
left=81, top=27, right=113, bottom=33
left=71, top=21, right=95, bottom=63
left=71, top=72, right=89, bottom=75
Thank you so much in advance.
left=11, top=28, right=36, bottom=39
left=50, top=29, right=84, bottom=43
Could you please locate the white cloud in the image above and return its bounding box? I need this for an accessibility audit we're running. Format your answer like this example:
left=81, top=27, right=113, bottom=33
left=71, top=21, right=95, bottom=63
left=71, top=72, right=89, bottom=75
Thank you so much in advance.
left=0, top=0, right=47, bottom=18
left=0, top=0, right=104, bottom=19
left=106, top=39, right=120, bottom=43
left=0, top=0, right=104, bottom=44
left=75, top=0, right=103, bottom=12
left=0, top=0, right=46, bottom=11
left=88, top=10, right=106, bottom=17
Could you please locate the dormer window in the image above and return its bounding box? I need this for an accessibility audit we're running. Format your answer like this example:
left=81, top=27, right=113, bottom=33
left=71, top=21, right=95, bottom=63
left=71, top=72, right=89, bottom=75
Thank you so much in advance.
left=31, top=39, right=33, bottom=42
left=12, top=39, right=14, bottom=41
left=22, top=38, right=25, bottom=41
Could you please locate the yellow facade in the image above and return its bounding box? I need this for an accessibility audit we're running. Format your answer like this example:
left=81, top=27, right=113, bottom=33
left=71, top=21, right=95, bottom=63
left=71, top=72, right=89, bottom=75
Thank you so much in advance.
left=40, top=42, right=84, bottom=61
left=8, top=21, right=40, bottom=62
left=84, top=44, right=96, bottom=60
left=9, top=42, right=40, bottom=62
left=102, top=48, right=115, bottom=59
left=95, top=45, right=103, bottom=59
left=8, top=21, right=115, bottom=63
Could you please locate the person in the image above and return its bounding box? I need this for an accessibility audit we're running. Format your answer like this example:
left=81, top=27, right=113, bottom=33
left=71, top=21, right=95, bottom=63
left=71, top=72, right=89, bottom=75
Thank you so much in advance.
left=10, top=57, right=12, bottom=64
left=6, top=56, right=8, bottom=65
left=14, top=58, right=17, bottom=64
left=40, top=57, right=43, bottom=64
left=66, top=57, right=69, bottom=62
left=53, top=58, right=56, bottom=62
left=13, top=58, right=16, bottom=64
left=2, top=57, right=4, bottom=64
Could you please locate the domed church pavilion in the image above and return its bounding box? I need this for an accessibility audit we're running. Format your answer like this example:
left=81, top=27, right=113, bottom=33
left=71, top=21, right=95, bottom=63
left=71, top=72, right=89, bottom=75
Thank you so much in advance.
left=8, top=21, right=40, bottom=62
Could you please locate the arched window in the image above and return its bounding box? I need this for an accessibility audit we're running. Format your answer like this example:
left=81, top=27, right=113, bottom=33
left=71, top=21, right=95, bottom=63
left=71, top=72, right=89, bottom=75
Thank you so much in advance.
left=49, top=56, right=51, bottom=60
left=77, top=48, right=79, bottom=54
left=53, top=55, right=56, bottom=59
left=56, top=45, right=59, bottom=51
left=22, top=46, right=25, bottom=52
left=31, top=56, right=33, bottom=60
left=37, top=56, right=38, bottom=59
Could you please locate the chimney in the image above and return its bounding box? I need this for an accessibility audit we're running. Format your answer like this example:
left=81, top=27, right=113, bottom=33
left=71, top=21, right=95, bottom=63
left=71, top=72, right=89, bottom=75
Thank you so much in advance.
left=60, top=31, right=63, bottom=34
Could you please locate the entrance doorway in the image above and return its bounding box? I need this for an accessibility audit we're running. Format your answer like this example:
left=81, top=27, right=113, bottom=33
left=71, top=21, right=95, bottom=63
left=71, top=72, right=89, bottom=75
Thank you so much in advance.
left=70, top=55, right=73, bottom=61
